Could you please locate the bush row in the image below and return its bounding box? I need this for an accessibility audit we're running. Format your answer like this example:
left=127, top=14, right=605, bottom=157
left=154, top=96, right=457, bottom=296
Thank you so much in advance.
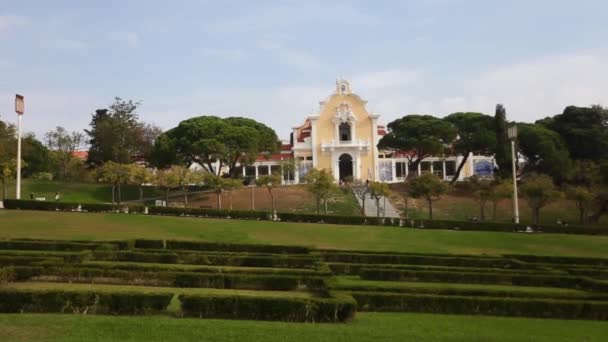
left=9, top=266, right=327, bottom=292
left=147, top=206, right=270, bottom=220
left=330, top=279, right=608, bottom=301
left=179, top=292, right=356, bottom=322
left=321, top=253, right=521, bottom=269
left=2, top=199, right=145, bottom=214
left=349, top=291, right=608, bottom=320
left=0, top=255, right=64, bottom=267
left=0, top=240, right=113, bottom=252
left=164, top=240, right=310, bottom=255
left=82, top=261, right=325, bottom=277
left=5, top=199, right=607, bottom=235
left=504, top=254, right=608, bottom=267
left=359, top=268, right=608, bottom=292
left=94, top=250, right=317, bottom=268
left=327, top=262, right=562, bottom=276
left=0, top=289, right=172, bottom=315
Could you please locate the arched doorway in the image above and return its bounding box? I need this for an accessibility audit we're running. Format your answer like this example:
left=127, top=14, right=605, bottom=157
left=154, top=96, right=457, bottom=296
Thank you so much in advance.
left=339, top=154, right=353, bottom=181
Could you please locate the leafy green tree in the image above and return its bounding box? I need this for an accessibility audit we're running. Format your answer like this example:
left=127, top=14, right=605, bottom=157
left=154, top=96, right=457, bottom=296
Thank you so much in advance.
left=0, top=118, right=16, bottom=199
left=444, top=112, right=496, bottom=183
left=565, top=186, right=594, bottom=224
left=168, top=165, right=204, bottom=208
left=407, top=173, right=448, bottom=219
left=487, top=181, right=513, bottom=221
left=494, top=104, right=511, bottom=178
left=22, top=134, right=51, bottom=177
left=305, top=168, right=337, bottom=214
left=464, top=176, right=492, bottom=221
left=518, top=123, right=571, bottom=184
left=369, top=181, right=390, bottom=217
left=86, top=98, right=160, bottom=166
left=378, top=115, right=457, bottom=175
left=96, top=162, right=131, bottom=204
left=45, top=126, right=84, bottom=180
left=128, top=165, right=154, bottom=201
left=350, top=180, right=369, bottom=216
left=537, top=105, right=608, bottom=162
left=520, top=174, right=561, bottom=225
left=256, top=173, right=282, bottom=216
left=223, top=178, right=243, bottom=210
left=151, top=116, right=279, bottom=176
left=204, top=173, right=227, bottom=209
left=155, top=168, right=180, bottom=205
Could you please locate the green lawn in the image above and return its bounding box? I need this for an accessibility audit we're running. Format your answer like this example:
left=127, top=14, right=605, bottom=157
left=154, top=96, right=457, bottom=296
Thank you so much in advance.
left=1, top=210, right=607, bottom=257
left=0, top=312, right=606, bottom=342
left=4, top=180, right=161, bottom=204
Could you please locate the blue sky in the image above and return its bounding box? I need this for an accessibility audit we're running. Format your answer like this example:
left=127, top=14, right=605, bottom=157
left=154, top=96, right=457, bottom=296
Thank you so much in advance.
left=1, top=0, right=607, bottom=140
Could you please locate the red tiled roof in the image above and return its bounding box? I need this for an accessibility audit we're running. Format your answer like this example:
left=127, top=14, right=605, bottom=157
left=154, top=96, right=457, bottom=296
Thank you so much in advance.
left=255, top=153, right=294, bottom=162
left=72, top=150, right=88, bottom=160
left=280, top=144, right=292, bottom=151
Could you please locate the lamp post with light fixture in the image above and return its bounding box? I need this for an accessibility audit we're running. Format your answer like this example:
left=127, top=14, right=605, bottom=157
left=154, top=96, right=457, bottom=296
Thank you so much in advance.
left=507, top=125, right=519, bottom=224
left=14, top=94, right=24, bottom=200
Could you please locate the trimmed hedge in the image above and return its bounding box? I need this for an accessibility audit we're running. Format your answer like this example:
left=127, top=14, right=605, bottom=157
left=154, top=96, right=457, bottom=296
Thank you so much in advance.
left=349, top=291, right=608, bottom=320
left=179, top=292, right=356, bottom=322
left=0, top=240, right=114, bottom=252
left=5, top=199, right=607, bottom=235
left=327, top=262, right=561, bottom=276
left=165, top=240, right=310, bottom=255
left=148, top=206, right=270, bottom=220
left=0, top=289, right=172, bottom=315
left=505, top=254, right=608, bottom=267
left=359, top=268, right=608, bottom=292
left=321, top=252, right=521, bottom=268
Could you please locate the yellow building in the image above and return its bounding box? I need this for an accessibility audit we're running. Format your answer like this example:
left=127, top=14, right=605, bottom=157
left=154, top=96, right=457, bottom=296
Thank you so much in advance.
left=247, top=79, right=494, bottom=183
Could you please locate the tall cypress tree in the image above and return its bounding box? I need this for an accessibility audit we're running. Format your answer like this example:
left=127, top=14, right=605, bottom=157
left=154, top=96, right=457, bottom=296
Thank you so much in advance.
left=494, top=104, right=511, bottom=177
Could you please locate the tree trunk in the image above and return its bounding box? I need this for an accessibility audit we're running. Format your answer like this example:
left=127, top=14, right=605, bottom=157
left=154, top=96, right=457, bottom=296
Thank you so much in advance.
left=428, top=198, right=433, bottom=220
left=589, top=199, right=607, bottom=223
left=578, top=203, right=585, bottom=224
left=479, top=201, right=485, bottom=221
left=271, top=193, right=275, bottom=218
left=324, top=198, right=328, bottom=215
left=450, top=152, right=470, bottom=184
left=165, top=188, right=169, bottom=204
left=316, top=198, right=320, bottom=215
left=139, top=186, right=144, bottom=201
left=361, top=197, right=366, bottom=216
left=229, top=191, right=233, bottom=210
left=183, top=186, right=188, bottom=208
left=117, top=183, right=122, bottom=204
left=492, top=201, right=498, bottom=221
left=217, top=192, right=222, bottom=209
left=2, top=179, right=6, bottom=200
left=111, top=185, right=116, bottom=205
left=376, top=198, right=380, bottom=217
left=403, top=195, right=409, bottom=219
left=533, top=208, right=540, bottom=225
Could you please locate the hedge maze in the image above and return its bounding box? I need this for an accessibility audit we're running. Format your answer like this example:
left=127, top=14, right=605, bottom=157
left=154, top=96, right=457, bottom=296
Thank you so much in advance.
left=0, top=238, right=607, bottom=322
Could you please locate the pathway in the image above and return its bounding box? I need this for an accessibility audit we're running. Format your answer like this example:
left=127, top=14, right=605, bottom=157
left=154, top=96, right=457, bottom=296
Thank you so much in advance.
left=352, top=187, right=400, bottom=218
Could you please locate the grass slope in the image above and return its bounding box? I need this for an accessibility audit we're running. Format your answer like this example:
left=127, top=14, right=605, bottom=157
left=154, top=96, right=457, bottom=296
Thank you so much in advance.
left=1, top=210, right=607, bottom=257
left=0, top=312, right=606, bottom=342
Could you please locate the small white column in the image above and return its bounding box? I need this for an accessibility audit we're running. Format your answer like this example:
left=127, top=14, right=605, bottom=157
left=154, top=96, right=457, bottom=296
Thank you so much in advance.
left=267, top=165, right=271, bottom=175
left=255, top=165, right=259, bottom=180
left=294, top=163, right=300, bottom=184
left=391, top=159, right=396, bottom=182
left=417, top=162, right=421, bottom=176
left=310, top=117, right=319, bottom=168
left=405, top=161, right=409, bottom=178
left=430, top=162, right=434, bottom=175
left=442, top=161, right=447, bottom=180
left=242, top=166, right=246, bottom=178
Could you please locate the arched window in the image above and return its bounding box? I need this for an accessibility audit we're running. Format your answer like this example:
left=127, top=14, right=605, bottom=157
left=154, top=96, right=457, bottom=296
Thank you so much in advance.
left=339, top=123, right=351, bottom=141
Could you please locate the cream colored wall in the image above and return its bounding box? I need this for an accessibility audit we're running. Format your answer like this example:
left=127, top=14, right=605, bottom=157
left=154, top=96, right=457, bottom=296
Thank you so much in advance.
left=313, top=93, right=376, bottom=180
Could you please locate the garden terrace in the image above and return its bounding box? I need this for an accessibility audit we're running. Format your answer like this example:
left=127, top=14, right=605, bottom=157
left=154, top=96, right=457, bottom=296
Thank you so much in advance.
left=0, top=238, right=607, bottom=323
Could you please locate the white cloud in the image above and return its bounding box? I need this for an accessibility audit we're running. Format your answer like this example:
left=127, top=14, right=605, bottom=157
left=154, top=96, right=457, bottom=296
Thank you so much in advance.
left=258, top=41, right=320, bottom=71
left=202, top=48, right=245, bottom=62
left=109, top=31, right=140, bottom=48
left=0, top=15, right=29, bottom=33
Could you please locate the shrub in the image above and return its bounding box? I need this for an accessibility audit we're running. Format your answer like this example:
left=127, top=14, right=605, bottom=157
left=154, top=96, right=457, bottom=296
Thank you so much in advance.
left=165, top=240, right=309, bottom=254
left=321, top=252, right=518, bottom=268
left=179, top=292, right=356, bottom=322
left=134, top=239, right=165, bottom=249
left=0, top=289, right=172, bottom=315
left=349, top=291, right=608, bottom=320
left=0, top=240, right=111, bottom=252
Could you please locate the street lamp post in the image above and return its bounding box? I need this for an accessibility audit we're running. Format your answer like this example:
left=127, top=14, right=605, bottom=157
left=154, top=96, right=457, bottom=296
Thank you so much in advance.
left=507, top=125, right=519, bottom=224
left=15, top=94, right=24, bottom=200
